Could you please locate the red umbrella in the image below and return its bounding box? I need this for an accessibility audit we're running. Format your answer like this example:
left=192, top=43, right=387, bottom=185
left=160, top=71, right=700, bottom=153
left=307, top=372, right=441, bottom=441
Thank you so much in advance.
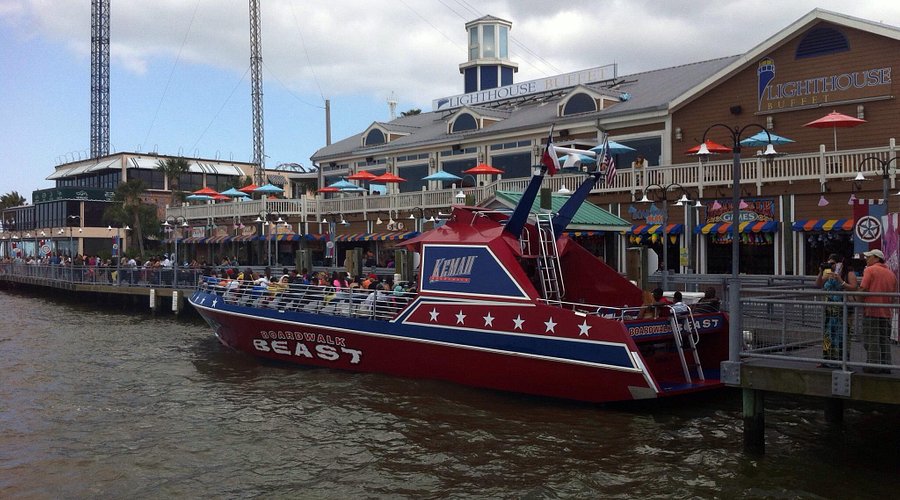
left=686, top=140, right=731, bottom=155
left=371, top=172, right=406, bottom=183
left=193, top=186, right=219, bottom=196
left=238, top=184, right=259, bottom=193
left=317, top=186, right=340, bottom=193
left=210, top=193, right=230, bottom=201
left=464, top=163, right=504, bottom=175
left=347, top=170, right=378, bottom=181
left=803, top=110, right=867, bottom=151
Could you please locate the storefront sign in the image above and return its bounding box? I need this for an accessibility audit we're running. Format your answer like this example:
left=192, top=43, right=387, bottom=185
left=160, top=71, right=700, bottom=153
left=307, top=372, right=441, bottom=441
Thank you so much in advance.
left=705, top=198, right=775, bottom=224
left=432, top=64, right=617, bottom=111
left=33, top=187, right=117, bottom=203
left=757, top=57, right=891, bottom=111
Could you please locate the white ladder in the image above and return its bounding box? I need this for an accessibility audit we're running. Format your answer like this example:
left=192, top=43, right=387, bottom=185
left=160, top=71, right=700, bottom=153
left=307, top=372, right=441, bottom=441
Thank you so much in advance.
left=669, top=308, right=705, bottom=383
left=534, top=214, right=564, bottom=305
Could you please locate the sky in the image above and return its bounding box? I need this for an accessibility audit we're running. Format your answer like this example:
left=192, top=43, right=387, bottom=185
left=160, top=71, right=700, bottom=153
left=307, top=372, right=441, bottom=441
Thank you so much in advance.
left=2, top=0, right=900, bottom=202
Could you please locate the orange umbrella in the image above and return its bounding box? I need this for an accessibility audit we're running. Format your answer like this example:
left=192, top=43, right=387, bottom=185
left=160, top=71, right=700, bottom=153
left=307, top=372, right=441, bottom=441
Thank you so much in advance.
left=211, top=193, right=230, bottom=201
left=317, top=186, right=340, bottom=193
left=464, top=163, right=504, bottom=175
left=193, top=186, right=220, bottom=196
left=686, top=140, right=731, bottom=155
left=803, top=110, right=866, bottom=151
left=238, top=184, right=259, bottom=193
left=347, top=170, right=378, bottom=181
left=371, top=172, right=406, bottom=183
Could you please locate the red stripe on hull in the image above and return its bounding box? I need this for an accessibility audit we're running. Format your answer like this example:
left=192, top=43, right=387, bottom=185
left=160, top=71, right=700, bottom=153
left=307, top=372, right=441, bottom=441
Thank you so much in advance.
left=199, top=307, right=658, bottom=403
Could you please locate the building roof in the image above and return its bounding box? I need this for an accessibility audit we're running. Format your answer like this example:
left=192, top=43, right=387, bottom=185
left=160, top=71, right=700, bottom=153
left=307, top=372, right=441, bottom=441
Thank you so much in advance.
left=311, top=56, right=738, bottom=163
left=492, top=190, right=631, bottom=231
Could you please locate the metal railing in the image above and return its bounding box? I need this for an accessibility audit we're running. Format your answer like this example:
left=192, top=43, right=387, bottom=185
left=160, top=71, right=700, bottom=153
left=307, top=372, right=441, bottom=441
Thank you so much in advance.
left=165, top=141, right=898, bottom=223
left=197, top=277, right=416, bottom=321
left=740, top=287, right=899, bottom=375
left=0, top=262, right=205, bottom=289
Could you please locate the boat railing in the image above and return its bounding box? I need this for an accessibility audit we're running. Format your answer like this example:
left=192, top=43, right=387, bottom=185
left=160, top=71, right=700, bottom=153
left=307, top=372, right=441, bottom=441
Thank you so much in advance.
left=197, top=277, right=417, bottom=321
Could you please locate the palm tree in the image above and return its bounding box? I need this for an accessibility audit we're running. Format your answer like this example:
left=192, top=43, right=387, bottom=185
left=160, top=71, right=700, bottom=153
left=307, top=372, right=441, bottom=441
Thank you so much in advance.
left=400, top=108, right=421, bottom=117
left=156, top=157, right=191, bottom=205
left=0, top=191, right=27, bottom=209
left=114, top=179, right=150, bottom=258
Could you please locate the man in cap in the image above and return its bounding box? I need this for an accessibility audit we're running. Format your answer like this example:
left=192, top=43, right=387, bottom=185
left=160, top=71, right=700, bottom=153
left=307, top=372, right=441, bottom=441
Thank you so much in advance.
left=856, top=249, right=896, bottom=373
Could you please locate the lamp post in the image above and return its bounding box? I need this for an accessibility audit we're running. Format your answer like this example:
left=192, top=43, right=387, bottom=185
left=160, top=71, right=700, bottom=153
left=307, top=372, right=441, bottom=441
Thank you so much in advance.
left=163, top=216, right=188, bottom=286
left=66, top=215, right=81, bottom=258
left=108, top=224, right=131, bottom=284
left=638, top=183, right=693, bottom=290
left=697, top=124, right=778, bottom=367
left=407, top=208, right=424, bottom=233
left=856, top=156, right=900, bottom=213
left=256, top=210, right=284, bottom=267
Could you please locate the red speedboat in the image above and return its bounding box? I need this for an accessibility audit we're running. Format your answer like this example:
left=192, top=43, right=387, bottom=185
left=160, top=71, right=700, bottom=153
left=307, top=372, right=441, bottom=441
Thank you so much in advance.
left=190, top=166, right=728, bottom=403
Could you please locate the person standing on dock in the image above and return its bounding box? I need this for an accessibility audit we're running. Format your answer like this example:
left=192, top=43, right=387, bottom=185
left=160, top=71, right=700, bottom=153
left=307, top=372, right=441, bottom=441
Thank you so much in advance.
left=854, top=249, right=896, bottom=373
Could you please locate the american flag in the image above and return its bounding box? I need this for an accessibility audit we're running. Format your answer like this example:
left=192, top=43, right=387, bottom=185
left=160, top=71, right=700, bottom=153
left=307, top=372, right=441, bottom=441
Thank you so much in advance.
left=605, top=154, right=617, bottom=185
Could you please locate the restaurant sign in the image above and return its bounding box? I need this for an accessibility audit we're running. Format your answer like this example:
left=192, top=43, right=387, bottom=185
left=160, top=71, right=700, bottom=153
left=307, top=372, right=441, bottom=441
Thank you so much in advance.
left=757, top=57, right=891, bottom=112
left=32, top=187, right=117, bottom=203
left=705, top=198, right=775, bottom=224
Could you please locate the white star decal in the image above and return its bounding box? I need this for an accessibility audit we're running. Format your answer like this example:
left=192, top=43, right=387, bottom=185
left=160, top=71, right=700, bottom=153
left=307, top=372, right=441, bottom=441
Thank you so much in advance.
left=212, top=298, right=218, bottom=307
left=455, top=310, right=466, bottom=325
left=578, top=319, right=592, bottom=337
left=429, top=308, right=440, bottom=322
left=483, top=312, right=495, bottom=327
left=544, top=317, right=557, bottom=333
left=512, top=315, right=525, bottom=330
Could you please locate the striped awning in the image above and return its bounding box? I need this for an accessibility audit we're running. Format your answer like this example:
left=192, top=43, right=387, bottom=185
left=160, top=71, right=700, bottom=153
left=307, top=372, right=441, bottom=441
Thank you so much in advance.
left=257, top=233, right=303, bottom=241
left=161, top=237, right=183, bottom=244
left=182, top=236, right=206, bottom=244
left=332, top=231, right=421, bottom=242
left=695, top=221, right=779, bottom=234
left=564, top=230, right=605, bottom=237
left=232, top=234, right=256, bottom=242
left=204, top=235, right=231, bottom=244
left=305, top=233, right=329, bottom=241
left=791, top=219, right=854, bottom=232
left=628, top=224, right=684, bottom=235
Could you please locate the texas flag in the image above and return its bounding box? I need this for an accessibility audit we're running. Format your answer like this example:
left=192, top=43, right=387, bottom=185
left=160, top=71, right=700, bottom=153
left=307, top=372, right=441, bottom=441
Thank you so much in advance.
left=540, top=127, right=559, bottom=176
left=852, top=198, right=886, bottom=256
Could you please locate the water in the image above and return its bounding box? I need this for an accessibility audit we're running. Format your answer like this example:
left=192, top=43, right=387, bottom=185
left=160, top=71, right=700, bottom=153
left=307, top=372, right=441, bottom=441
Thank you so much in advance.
left=1, top=289, right=898, bottom=498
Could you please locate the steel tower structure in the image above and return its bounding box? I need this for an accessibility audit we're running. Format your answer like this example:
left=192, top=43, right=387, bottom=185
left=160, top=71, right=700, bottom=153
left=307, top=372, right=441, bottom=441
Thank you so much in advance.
left=249, top=0, right=265, bottom=186
left=90, top=0, right=110, bottom=158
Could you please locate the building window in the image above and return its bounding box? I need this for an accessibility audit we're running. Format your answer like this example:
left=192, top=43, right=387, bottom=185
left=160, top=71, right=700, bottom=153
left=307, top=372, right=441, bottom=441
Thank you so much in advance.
left=365, top=129, right=385, bottom=146
left=562, top=93, right=597, bottom=115
left=795, top=26, right=850, bottom=59
left=483, top=25, right=495, bottom=58
left=499, top=26, right=508, bottom=58
left=451, top=113, right=478, bottom=133
left=468, top=26, right=479, bottom=60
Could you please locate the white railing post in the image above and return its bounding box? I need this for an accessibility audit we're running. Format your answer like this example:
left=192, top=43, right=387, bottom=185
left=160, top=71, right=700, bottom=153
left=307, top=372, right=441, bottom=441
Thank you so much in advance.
left=818, top=144, right=827, bottom=185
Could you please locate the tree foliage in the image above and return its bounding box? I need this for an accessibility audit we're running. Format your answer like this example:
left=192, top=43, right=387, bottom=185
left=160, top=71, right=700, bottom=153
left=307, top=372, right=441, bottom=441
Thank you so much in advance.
left=156, top=157, right=191, bottom=205
left=104, top=178, right=157, bottom=258
left=400, top=108, right=422, bottom=117
left=0, top=191, right=27, bottom=209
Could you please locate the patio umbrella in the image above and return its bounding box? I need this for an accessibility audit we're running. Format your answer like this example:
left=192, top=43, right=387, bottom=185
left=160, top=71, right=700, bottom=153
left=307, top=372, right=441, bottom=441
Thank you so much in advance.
left=686, top=139, right=732, bottom=155
left=192, top=186, right=219, bottom=196
left=317, top=186, right=340, bottom=193
left=739, top=130, right=795, bottom=147
left=347, top=170, right=379, bottom=181
left=559, top=153, right=596, bottom=169
left=328, top=179, right=365, bottom=191
left=803, top=110, right=866, bottom=151
left=371, top=172, right=407, bottom=183
left=254, top=183, right=284, bottom=195
left=220, top=187, right=250, bottom=198
left=590, top=140, right=635, bottom=154
left=463, top=163, right=504, bottom=175
left=211, top=193, right=230, bottom=202
left=238, top=184, right=259, bottom=194
left=185, top=194, right=212, bottom=202
left=422, top=170, right=462, bottom=182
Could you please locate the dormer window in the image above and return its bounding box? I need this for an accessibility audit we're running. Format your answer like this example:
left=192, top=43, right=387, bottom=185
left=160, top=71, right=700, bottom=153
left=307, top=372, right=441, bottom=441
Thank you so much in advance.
left=365, top=128, right=385, bottom=146
left=796, top=26, right=849, bottom=59
left=562, top=92, right=597, bottom=116
left=451, top=113, right=478, bottom=133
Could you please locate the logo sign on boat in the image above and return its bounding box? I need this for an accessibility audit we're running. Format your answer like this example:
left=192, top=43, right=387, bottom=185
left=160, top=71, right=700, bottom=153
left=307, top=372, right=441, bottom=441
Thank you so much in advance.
left=420, top=244, right=529, bottom=299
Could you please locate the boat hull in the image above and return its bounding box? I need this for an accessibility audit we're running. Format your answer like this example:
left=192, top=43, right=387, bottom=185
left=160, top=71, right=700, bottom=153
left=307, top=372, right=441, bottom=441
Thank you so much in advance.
left=190, top=290, right=724, bottom=403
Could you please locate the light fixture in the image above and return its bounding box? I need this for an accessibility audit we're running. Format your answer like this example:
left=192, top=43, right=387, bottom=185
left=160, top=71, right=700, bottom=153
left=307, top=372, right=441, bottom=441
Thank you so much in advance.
left=711, top=200, right=722, bottom=210
left=696, top=143, right=711, bottom=156
left=321, top=217, right=328, bottom=224
left=557, top=185, right=572, bottom=196
left=637, top=194, right=651, bottom=203
left=107, top=225, right=113, bottom=231
left=455, top=190, right=465, bottom=200
left=58, top=229, right=64, bottom=235
left=675, top=127, right=683, bottom=141
left=408, top=213, right=416, bottom=220
left=766, top=116, right=774, bottom=130
left=762, top=143, right=778, bottom=157
left=40, top=231, right=46, bottom=236
left=693, top=199, right=703, bottom=208
left=181, top=221, right=189, bottom=227
left=854, top=172, right=867, bottom=182
left=125, top=225, right=131, bottom=231
left=162, top=221, right=171, bottom=227
left=341, top=219, right=349, bottom=226
left=255, top=216, right=264, bottom=223
left=427, top=216, right=436, bottom=223
left=675, top=194, right=690, bottom=205
left=275, top=217, right=284, bottom=224
left=857, top=104, right=865, bottom=120
left=375, top=217, right=383, bottom=225
left=818, top=195, right=830, bottom=207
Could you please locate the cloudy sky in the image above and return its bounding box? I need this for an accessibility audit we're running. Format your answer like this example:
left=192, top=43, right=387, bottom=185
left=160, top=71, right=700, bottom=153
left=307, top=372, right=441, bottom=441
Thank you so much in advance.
left=2, top=0, right=900, bottom=200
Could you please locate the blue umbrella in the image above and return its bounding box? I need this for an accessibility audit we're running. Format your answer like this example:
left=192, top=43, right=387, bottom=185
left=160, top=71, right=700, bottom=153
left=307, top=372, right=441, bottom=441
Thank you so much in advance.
left=328, top=179, right=365, bottom=191
left=185, top=194, right=212, bottom=201
left=254, top=183, right=284, bottom=195
left=590, top=140, right=635, bottom=154
left=220, top=187, right=249, bottom=198
left=740, top=130, right=795, bottom=147
left=558, top=153, right=596, bottom=169
left=423, top=170, right=462, bottom=182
